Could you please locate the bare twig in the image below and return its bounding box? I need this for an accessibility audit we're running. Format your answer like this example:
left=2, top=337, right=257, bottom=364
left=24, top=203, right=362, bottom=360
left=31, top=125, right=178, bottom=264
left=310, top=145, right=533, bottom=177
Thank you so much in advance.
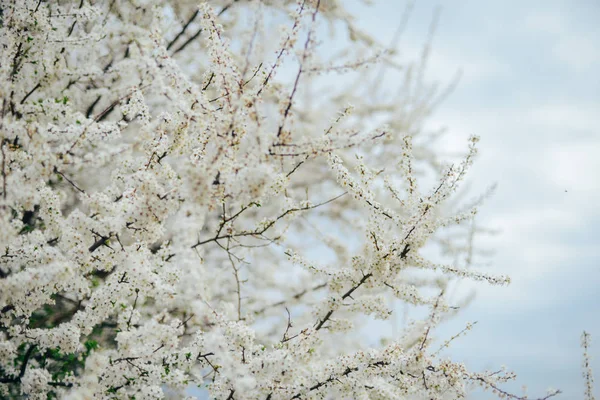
left=167, top=10, right=200, bottom=51
left=54, top=167, right=85, bottom=194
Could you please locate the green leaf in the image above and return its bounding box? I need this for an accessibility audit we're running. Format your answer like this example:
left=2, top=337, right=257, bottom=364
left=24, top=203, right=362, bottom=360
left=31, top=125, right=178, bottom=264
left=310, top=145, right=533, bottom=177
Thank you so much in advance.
left=84, top=340, right=98, bottom=352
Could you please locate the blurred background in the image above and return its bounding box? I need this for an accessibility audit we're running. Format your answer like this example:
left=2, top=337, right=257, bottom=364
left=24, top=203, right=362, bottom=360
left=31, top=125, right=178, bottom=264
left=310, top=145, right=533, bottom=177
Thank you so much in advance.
left=346, top=0, right=600, bottom=397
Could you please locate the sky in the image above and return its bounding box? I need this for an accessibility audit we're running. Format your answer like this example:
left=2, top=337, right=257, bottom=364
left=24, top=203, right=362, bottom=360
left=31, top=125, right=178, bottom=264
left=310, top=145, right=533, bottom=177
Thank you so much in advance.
left=343, top=0, right=600, bottom=398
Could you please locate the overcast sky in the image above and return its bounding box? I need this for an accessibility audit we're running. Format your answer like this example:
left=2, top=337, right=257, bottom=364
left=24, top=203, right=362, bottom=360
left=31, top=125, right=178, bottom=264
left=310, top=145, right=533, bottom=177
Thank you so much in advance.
left=345, top=0, right=600, bottom=398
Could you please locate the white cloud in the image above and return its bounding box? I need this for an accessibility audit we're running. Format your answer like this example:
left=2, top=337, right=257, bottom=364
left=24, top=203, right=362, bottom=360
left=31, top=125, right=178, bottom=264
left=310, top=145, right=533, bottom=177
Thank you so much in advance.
left=523, top=10, right=566, bottom=35
left=527, top=103, right=600, bottom=135
left=523, top=8, right=600, bottom=72
left=553, top=35, right=600, bottom=72
left=545, top=142, right=600, bottom=195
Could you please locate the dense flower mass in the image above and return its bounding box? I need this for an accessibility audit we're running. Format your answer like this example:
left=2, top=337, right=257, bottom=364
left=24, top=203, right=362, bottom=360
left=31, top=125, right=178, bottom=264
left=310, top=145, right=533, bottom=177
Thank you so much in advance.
left=0, top=1, right=581, bottom=399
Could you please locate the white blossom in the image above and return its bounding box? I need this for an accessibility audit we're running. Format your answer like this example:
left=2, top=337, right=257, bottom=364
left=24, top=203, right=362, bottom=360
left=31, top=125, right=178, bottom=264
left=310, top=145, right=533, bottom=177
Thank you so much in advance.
left=0, top=1, right=576, bottom=399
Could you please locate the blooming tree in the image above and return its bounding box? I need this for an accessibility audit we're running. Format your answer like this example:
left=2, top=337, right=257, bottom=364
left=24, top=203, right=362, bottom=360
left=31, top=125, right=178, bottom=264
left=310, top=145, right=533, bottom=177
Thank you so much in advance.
left=0, top=1, right=570, bottom=399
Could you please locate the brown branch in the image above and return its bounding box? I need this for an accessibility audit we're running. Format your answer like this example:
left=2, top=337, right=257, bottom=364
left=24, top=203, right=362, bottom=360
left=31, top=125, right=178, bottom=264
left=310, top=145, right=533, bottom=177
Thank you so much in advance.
left=470, top=376, right=561, bottom=400
left=66, top=85, right=150, bottom=155
left=1, top=140, right=7, bottom=200
left=419, top=291, right=443, bottom=352
left=20, top=83, right=41, bottom=104
left=314, top=272, right=372, bottom=331
left=127, top=289, right=140, bottom=330
left=54, top=167, right=85, bottom=194
left=170, top=2, right=237, bottom=56
left=88, top=231, right=112, bottom=253
left=0, top=344, right=36, bottom=384
left=167, top=10, right=199, bottom=51
left=315, top=244, right=410, bottom=332
left=85, top=95, right=102, bottom=118
left=289, top=360, right=389, bottom=399
left=281, top=307, right=294, bottom=342
left=268, top=131, right=387, bottom=157
left=11, top=43, right=23, bottom=78
left=218, top=0, right=240, bottom=17
left=192, top=193, right=345, bottom=249
left=172, top=27, right=202, bottom=55
left=257, top=1, right=308, bottom=97
left=202, top=72, right=215, bottom=91
left=1, top=305, right=15, bottom=314
left=208, top=62, right=263, bottom=103
left=286, top=156, right=308, bottom=177
left=276, top=0, right=321, bottom=138
left=226, top=240, right=243, bottom=321
left=254, top=283, right=327, bottom=315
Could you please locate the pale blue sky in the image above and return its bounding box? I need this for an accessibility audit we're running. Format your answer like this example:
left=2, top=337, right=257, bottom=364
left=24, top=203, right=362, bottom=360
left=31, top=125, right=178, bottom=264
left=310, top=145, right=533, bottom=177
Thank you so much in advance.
left=346, top=0, right=600, bottom=398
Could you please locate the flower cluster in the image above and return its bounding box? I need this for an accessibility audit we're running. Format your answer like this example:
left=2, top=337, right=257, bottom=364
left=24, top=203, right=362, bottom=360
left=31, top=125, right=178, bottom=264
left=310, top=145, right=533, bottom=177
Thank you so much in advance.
left=0, top=1, right=575, bottom=399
